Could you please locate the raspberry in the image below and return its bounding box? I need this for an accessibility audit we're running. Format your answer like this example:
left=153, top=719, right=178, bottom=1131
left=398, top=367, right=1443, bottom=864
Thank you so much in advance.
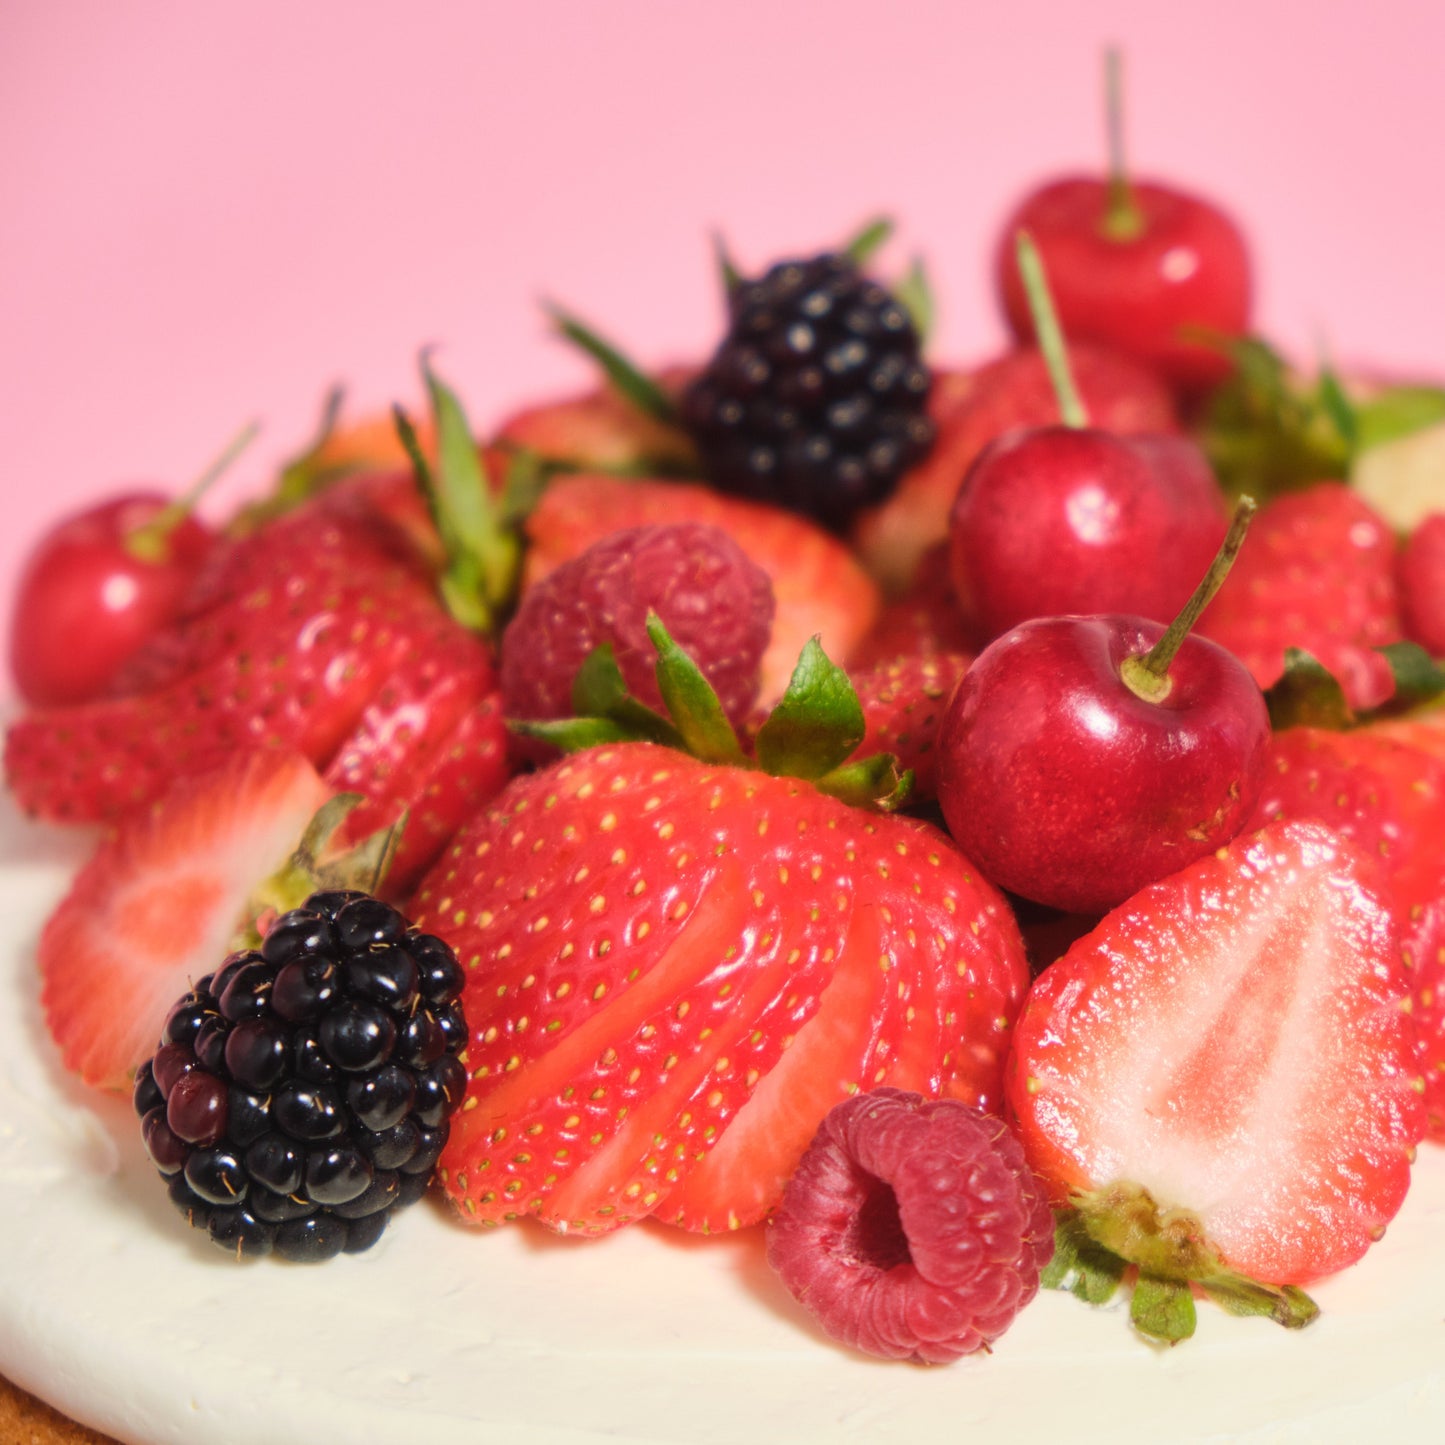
left=681, top=253, right=934, bottom=530
left=501, top=522, right=773, bottom=732
left=765, top=1088, right=1054, bottom=1363
left=134, top=890, right=468, bottom=1262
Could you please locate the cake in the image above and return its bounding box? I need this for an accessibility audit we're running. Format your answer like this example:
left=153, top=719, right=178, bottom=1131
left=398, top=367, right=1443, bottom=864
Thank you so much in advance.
left=5, top=142, right=1445, bottom=1442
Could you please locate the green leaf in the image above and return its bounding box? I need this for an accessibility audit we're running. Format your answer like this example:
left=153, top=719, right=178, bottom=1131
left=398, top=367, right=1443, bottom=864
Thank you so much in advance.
left=570, top=644, right=686, bottom=749
left=397, top=358, right=521, bottom=634
left=545, top=302, right=680, bottom=426
left=841, top=216, right=893, bottom=267
left=1355, top=385, right=1445, bottom=451
left=1317, top=364, right=1359, bottom=452
left=1197, top=334, right=1354, bottom=503
left=1264, top=648, right=1355, bottom=731
left=645, top=614, right=746, bottom=766
left=1200, top=1275, right=1319, bottom=1330
left=1377, top=641, right=1445, bottom=710
left=714, top=232, right=743, bottom=299
left=497, top=447, right=551, bottom=527
left=813, top=756, right=913, bottom=813
left=1041, top=1211, right=1128, bottom=1306
left=1130, top=1274, right=1197, bottom=1345
left=754, top=637, right=866, bottom=779
left=507, top=716, right=639, bottom=754
left=893, top=257, right=935, bottom=344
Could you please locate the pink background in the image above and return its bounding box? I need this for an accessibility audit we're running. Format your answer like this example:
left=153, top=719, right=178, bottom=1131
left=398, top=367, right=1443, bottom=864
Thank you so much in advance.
left=2, top=0, right=1442, bottom=656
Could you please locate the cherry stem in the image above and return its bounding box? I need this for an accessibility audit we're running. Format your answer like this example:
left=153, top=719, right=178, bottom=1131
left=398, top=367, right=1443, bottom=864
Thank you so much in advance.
left=1122, top=496, right=1258, bottom=702
left=127, top=420, right=261, bottom=561
left=1102, top=46, right=1144, bottom=241
left=1015, top=231, right=1089, bottom=429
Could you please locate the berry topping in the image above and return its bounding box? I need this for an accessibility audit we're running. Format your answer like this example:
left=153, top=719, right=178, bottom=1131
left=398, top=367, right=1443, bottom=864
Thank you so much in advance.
left=682, top=254, right=934, bottom=529
left=501, top=522, right=774, bottom=736
left=766, top=1089, right=1054, bottom=1363
left=136, top=890, right=468, bottom=1261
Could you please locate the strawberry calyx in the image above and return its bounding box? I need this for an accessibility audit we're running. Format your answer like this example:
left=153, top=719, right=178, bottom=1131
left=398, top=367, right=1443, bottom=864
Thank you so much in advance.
left=1046, top=1183, right=1321, bottom=1345
left=235, top=792, right=406, bottom=950
left=512, top=616, right=913, bottom=811
left=230, top=389, right=357, bottom=535
left=1198, top=333, right=1445, bottom=503
left=395, top=355, right=522, bottom=635
left=1264, top=642, right=1445, bottom=730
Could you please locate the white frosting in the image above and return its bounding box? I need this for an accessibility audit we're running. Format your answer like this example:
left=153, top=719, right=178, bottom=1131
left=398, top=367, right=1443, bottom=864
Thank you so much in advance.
left=3, top=795, right=1445, bottom=1445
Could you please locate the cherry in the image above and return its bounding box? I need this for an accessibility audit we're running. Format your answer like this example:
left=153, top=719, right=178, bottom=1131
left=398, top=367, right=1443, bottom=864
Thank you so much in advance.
left=949, top=234, right=1227, bottom=645
left=994, top=50, right=1251, bottom=394
left=9, top=423, right=256, bottom=706
left=937, top=499, right=1269, bottom=914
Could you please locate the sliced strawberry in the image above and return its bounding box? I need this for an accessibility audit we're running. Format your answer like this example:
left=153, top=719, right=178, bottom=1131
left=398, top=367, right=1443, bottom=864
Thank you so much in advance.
left=666, top=817, right=1025, bottom=1231
left=523, top=474, right=880, bottom=703
left=414, top=742, right=1029, bottom=1236
left=1199, top=482, right=1403, bottom=710
left=324, top=642, right=508, bottom=896
left=851, top=345, right=1178, bottom=594
left=39, top=751, right=333, bottom=1091
left=1007, top=820, right=1424, bottom=1290
left=850, top=651, right=972, bottom=800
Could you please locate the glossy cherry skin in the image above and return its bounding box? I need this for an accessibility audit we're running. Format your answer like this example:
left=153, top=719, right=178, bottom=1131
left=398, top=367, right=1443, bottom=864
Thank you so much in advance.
left=948, top=426, right=1227, bottom=647
left=935, top=614, right=1270, bottom=914
left=9, top=493, right=214, bottom=706
left=996, top=178, right=1252, bottom=393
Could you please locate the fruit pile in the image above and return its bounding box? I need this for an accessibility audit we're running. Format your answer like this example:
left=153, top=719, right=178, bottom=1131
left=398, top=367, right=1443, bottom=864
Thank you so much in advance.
left=9, top=66, right=1445, bottom=1368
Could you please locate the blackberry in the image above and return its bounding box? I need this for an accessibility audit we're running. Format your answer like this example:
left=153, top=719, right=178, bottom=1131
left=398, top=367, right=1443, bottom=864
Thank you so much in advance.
left=681, top=253, right=934, bottom=530
left=134, top=891, right=468, bottom=1262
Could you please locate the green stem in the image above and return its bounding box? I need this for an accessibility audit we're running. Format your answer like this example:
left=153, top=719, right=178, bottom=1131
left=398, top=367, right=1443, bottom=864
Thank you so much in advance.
left=1015, top=231, right=1088, bottom=428
left=127, top=420, right=261, bottom=562
left=1101, top=46, right=1145, bottom=241
left=1121, top=496, right=1258, bottom=701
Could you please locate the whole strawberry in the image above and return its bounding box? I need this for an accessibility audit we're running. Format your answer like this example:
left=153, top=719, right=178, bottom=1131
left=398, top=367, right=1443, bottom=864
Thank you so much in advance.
left=1198, top=482, right=1403, bottom=711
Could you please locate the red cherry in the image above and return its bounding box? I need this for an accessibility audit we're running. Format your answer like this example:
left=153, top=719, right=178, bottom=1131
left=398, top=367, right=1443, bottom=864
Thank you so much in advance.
left=949, top=426, right=1226, bottom=646
left=994, top=54, right=1251, bottom=393
left=9, top=424, right=255, bottom=706
left=996, top=180, right=1251, bottom=393
left=9, top=494, right=215, bottom=706
left=952, top=232, right=1228, bottom=646
left=937, top=501, right=1269, bottom=914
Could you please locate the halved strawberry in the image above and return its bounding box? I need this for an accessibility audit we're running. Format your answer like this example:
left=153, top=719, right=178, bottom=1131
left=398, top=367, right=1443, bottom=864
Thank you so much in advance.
left=1008, top=821, right=1424, bottom=1325
left=39, top=751, right=333, bottom=1091
left=522, top=474, right=881, bottom=703
left=1199, top=482, right=1403, bottom=710
left=413, top=741, right=1028, bottom=1236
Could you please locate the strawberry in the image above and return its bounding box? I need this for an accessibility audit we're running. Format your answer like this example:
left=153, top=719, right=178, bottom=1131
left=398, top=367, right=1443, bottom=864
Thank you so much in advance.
left=1398, top=511, right=1445, bottom=657
left=492, top=366, right=699, bottom=476
left=849, top=651, right=972, bottom=800
left=850, top=345, right=1178, bottom=595
left=1199, top=482, right=1403, bottom=710
left=522, top=474, right=881, bottom=703
left=1007, top=820, right=1424, bottom=1339
left=413, top=742, right=1029, bottom=1237
left=847, top=542, right=976, bottom=669
left=5, top=491, right=480, bottom=824
left=39, top=751, right=334, bottom=1091
left=1244, top=723, right=1445, bottom=1138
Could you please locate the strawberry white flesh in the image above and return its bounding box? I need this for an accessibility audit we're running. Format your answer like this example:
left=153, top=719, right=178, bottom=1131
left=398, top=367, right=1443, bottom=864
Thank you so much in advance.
left=39, top=751, right=332, bottom=1090
left=1008, top=820, right=1425, bottom=1286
